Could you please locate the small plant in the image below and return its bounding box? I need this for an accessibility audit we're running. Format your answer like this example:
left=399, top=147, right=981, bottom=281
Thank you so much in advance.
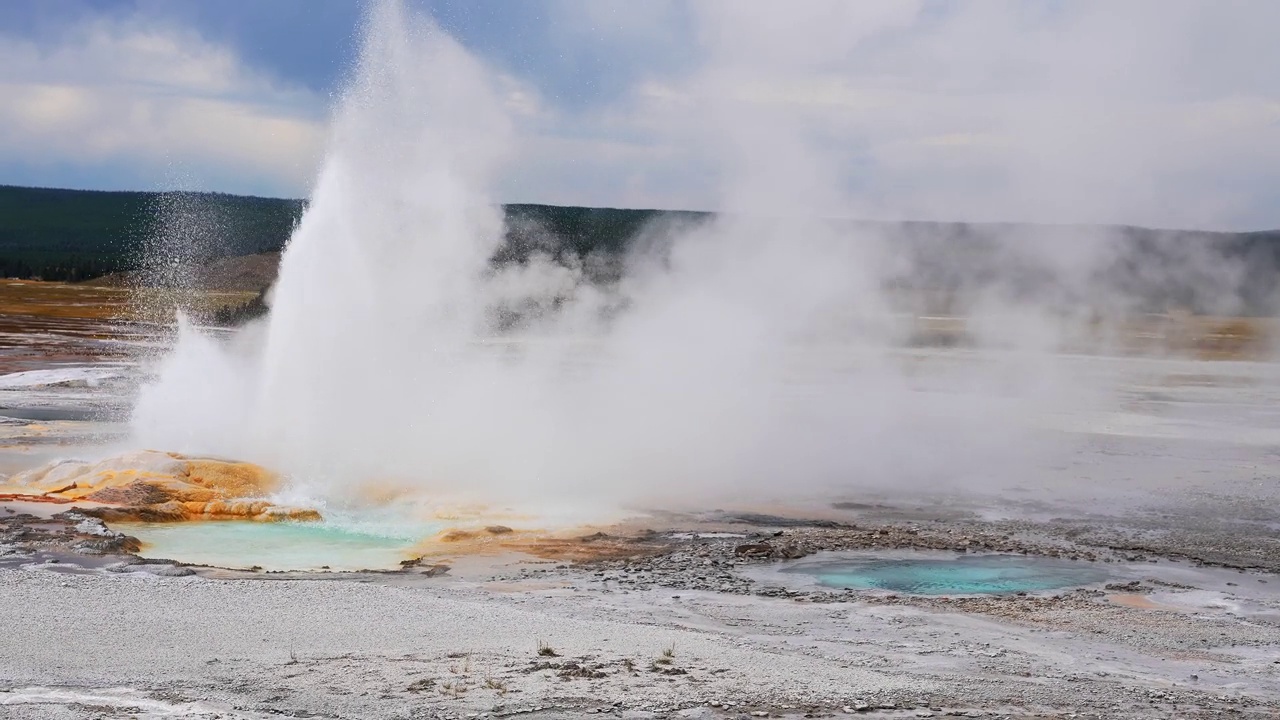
left=537, top=640, right=559, bottom=657
left=621, top=658, right=636, bottom=672
left=483, top=677, right=508, bottom=694
left=653, top=643, right=676, bottom=666
left=438, top=680, right=468, bottom=698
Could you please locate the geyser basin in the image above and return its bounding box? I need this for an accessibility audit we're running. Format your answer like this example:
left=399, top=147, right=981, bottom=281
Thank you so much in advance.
left=118, top=519, right=440, bottom=572
left=780, top=553, right=1110, bottom=595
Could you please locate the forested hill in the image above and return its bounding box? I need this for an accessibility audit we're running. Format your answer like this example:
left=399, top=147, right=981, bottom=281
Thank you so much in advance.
left=0, top=185, right=304, bottom=281
left=3, top=184, right=1280, bottom=315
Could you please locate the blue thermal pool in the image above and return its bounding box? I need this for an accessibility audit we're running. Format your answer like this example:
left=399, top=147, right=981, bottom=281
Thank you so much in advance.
left=780, top=553, right=1110, bottom=595
left=116, top=518, right=441, bottom=572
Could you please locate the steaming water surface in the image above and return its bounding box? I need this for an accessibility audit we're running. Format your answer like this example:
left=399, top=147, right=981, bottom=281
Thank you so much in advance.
left=780, top=553, right=1111, bottom=595
left=119, top=519, right=440, bottom=572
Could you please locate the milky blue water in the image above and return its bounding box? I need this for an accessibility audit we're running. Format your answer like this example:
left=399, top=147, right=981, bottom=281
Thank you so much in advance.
left=118, top=518, right=439, bottom=572
left=783, top=554, right=1109, bottom=595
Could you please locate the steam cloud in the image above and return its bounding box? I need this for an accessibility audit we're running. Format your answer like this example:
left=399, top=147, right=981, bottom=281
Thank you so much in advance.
left=131, top=0, right=1274, bottom=519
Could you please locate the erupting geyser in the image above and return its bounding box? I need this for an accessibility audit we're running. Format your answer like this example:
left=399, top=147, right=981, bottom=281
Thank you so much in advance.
left=126, top=0, right=1093, bottom=519
left=132, top=0, right=532, bottom=505
left=126, top=0, right=1250, bottom=523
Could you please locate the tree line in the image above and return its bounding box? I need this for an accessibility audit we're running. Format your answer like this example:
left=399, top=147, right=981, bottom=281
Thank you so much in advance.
left=4, top=183, right=1280, bottom=315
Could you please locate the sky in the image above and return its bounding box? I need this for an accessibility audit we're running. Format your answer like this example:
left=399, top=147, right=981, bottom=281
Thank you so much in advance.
left=1, top=0, right=1279, bottom=230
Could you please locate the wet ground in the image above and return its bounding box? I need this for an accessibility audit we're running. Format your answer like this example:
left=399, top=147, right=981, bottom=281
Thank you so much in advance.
left=0, top=291, right=1278, bottom=718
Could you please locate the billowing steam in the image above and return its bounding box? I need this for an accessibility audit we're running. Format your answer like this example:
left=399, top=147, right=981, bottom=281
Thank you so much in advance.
left=130, top=0, right=1273, bottom=517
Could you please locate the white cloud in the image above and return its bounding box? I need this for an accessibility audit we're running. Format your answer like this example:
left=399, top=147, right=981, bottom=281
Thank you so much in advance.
left=0, top=16, right=325, bottom=195
left=5, top=1, right=1280, bottom=229
left=523, top=0, right=1280, bottom=229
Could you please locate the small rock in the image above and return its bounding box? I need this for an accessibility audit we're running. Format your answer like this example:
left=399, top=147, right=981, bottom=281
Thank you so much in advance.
left=734, top=542, right=773, bottom=557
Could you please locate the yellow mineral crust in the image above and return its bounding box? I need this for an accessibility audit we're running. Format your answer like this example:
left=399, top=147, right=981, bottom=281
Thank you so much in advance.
left=0, top=451, right=320, bottom=522
left=406, top=522, right=670, bottom=563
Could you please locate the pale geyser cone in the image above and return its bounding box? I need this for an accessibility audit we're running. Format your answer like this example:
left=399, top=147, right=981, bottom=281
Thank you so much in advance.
left=0, top=450, right=320, bottom=522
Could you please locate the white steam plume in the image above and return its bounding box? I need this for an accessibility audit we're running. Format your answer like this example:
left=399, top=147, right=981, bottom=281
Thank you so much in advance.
left=131, top=0, right=1268, bottom=519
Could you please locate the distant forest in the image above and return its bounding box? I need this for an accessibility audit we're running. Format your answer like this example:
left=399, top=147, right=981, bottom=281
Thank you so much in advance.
left=0, top=184, right=695, bottom=282
left=3, top=184, right=1280, bottom=314
left=0, top=185, right=303, bottom=281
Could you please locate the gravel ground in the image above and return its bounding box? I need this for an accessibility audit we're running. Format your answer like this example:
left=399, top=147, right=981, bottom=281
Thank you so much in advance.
left=1, top=506, right=1278, bottom=720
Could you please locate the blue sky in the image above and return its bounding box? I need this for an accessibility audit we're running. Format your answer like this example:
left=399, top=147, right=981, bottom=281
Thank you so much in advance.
left=2, top=0, right=1279, bottom=229
left=0, top=0, right=685, bottom=107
